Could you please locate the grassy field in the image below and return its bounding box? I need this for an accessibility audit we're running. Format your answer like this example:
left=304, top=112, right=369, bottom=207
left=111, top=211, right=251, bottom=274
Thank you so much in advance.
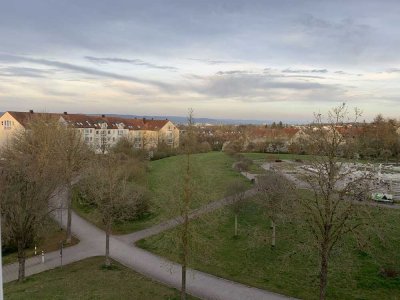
left=138, top=192, right=400, bottom=300
left=73, top=152, right=250, bottom=234
left=4, top=256, right=196, bottom=300
left=2, top=221, right=79, bottom=265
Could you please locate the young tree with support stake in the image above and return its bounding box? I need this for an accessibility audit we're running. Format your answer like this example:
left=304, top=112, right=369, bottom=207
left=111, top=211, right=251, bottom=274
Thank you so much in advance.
left=226, top=180, right=248, bottom=237
left=256, top=171, right=295, bottom=248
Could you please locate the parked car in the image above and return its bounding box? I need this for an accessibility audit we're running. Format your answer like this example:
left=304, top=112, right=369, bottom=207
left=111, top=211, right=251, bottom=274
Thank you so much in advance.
left=371, top=192, right=394, bottom=204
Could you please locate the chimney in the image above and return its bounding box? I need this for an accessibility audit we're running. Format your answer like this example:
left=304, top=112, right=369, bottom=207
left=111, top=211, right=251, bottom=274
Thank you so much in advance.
left=63, top=112, right=68, bottom=115
left=29, top=109, right=34, bottom=114
left=151, top=117, right=154, bottom=120
left=143, top=117, right=146, bottom=122
left=102, top=114, right=105, bottom=118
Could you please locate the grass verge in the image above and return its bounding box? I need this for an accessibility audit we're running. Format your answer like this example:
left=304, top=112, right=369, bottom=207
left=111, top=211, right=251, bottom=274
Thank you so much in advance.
left=2, top=221, right=79, bottom=265
left=4, top=256, right=197, bottom=299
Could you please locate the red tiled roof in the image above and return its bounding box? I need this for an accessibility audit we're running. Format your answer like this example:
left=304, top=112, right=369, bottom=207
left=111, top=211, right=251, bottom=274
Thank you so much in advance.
left=143, top=119, right=169, bottom=130
left=7, top=111, right=60, bottom=127
left=6, top=111, right=171, bottom=131
left=63, top=114, right=170, bottom=131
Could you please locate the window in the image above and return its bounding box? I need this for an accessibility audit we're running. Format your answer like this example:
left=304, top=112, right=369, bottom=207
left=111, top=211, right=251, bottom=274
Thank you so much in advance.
left=84, top=129, right=89, bottom=134
left=89, top=129, right=93, bottom=133
left=108, top=130, right=111, bottom=134
left=113, top=137, right=115, bottom=141
left=167, top=132, right=173, bottom=144
left=85, top=136, right=89, bottom=142
left=96, top=130, right=99, bottom=134
left=90, top=137, right=93, bottom=141
left=3, top=120, right=12, bottom=129
left=118, top=130, right=123, bottom=135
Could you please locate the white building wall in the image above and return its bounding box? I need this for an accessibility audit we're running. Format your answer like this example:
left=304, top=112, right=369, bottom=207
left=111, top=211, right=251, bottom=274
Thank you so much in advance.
left=0, top=113, right=24, bottom=149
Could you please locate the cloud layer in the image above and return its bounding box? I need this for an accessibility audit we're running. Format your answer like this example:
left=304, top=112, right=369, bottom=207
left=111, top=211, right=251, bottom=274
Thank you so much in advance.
left=0, top=0, right=399, bottom=121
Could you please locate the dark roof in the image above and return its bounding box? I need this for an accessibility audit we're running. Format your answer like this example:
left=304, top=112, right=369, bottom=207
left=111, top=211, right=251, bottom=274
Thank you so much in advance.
left=7, top=111, right=171, bottom=131
left=7, top=111, right=60, bottom=127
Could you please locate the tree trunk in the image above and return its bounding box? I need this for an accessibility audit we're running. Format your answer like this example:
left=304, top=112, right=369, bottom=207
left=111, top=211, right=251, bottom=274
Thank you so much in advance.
left=271, top=220, right=276, bottom=248
left=181, top=150, right=191, bottom=300
left=66, top=185, right=72, bottom=244
left=17, top=242, right=26, bottom=282
left=319, top=247, right=329, bottom=300
left=105, top=221, right=111, bottom=267
left=234, top=214, right=238, bottom=237
left=181, top=259, right=187, bottom=300
left=181, top=192, right=189, bottom=300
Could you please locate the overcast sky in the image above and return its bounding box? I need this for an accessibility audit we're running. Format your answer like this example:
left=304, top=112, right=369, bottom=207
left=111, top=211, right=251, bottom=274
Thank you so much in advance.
left=0, top=0, right=399, bottom=122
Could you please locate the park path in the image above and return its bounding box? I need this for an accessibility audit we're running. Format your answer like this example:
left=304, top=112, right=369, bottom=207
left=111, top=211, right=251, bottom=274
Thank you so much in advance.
left=3, top=184, right=293, bottom=300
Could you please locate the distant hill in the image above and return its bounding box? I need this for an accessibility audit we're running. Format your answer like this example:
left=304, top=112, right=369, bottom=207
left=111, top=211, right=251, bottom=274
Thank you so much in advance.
left=102, top=114, right=270, bottom=125
left=0, top=111, right=278, bottom=125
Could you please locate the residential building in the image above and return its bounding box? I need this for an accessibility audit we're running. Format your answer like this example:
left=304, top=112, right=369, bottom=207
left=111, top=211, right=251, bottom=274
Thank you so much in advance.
left=0, top=110, right=179, bottom=152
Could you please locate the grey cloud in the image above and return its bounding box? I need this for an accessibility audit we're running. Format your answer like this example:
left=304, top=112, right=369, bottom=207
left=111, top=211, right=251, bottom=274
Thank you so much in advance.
left=84, top=56, right=178, bottom=71
left=188, top=58, right=238, bottom=65
left=282, top=68, right=328, bottom=74
left=284, top=75, right=326, bottom=79
left=299, top=14, right=370, bottom=35
left=216, top=70, right=252, bottom=75
left=217, top=69, right=326, bottom=80
left=386, top=68, right=400, bottom=73
left=194, top=72, right=341, bottom=99
left=0, top=66, right=55, bottom=78
left=334, top=70, right=363, bottom=76
left=0, top=1, right=398, bottom=69
left=0, top=54, right=171, bottom=89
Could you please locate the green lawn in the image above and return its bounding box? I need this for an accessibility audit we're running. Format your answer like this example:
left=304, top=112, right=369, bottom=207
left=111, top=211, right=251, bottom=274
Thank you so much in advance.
left=138, top=192, right=400, bottom=300
left=2, top=221, right=79, bottom=265
left=74, top=152, right=250, bottom=234
left=4, top=256, right=197, bottom=300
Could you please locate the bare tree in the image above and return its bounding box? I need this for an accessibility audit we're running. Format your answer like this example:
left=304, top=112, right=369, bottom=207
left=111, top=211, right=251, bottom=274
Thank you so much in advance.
left=300, top=103, right=374, bottom=300
left=179, top=108, right=196, bottom=300
left=256, top=171, right=295, bottom=248
left=79, top=153, right=145, bottom=267
left=0, top=116, right=61, bottom=281
left=55, top=124, right=91, bottom=244
left=226, top=180, right=248, bottom=237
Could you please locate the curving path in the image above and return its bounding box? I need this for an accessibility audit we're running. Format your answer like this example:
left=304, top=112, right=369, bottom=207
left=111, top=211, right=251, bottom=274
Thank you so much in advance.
left=3, top=185, right=293, bottom=300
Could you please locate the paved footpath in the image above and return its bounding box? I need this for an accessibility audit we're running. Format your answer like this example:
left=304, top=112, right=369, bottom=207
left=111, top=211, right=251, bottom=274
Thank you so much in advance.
left=3, top=186, right=293, bottom=300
